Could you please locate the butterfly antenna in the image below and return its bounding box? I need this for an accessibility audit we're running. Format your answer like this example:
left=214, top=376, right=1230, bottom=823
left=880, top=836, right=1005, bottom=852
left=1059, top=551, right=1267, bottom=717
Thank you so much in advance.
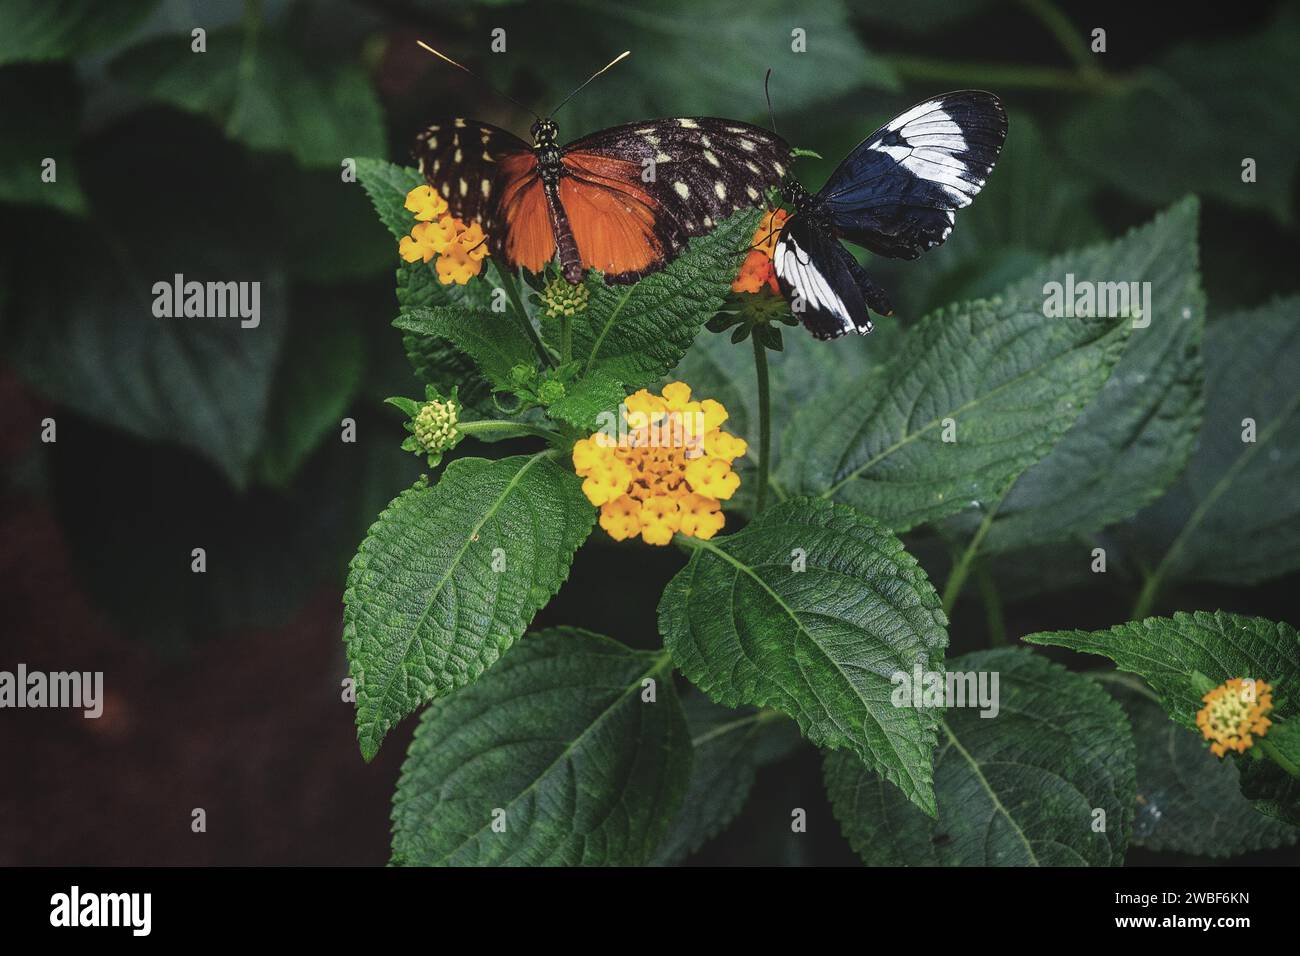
left=549, top=50, right=631, bottom=118
left=416, top=40, right=539, bottom=120
left=764, top=68, right=779, bottom=137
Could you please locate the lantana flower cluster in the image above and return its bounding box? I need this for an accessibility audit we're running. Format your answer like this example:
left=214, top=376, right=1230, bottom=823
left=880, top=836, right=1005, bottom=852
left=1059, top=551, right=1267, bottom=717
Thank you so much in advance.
left=1196, top=677, right=1274, bottom=758
left=399, top=185, right=489, bottom=285
left=572, top=382, right=747, bottom=546
left=732, top=208, right=788, bottom=294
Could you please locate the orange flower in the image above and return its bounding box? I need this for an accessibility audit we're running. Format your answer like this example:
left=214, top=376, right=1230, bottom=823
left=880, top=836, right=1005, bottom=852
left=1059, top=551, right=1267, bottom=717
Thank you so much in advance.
left=731, top=208, right=786, bottom=294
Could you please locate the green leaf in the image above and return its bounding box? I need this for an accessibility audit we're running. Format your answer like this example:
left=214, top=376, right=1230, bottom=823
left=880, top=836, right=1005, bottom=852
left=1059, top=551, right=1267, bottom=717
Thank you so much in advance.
left=659, top=497, right=948, bottom=815
left=1025, top=611, right=1300, bottom=730
left=1126, top=297, right=1300, bottom=588
left=355, top=159, right=511, bottom=411
left=1061, top=11, right=1300, bottom=223
left=355, top=160, right=504, bottom=312
left=396, top=265, right=502, bottom=413
left=545, top=366, right=627, bottom=431
left=253, top=304, right=365, bottom=488
left=980, top=199, right=1205, bottom=552
left=569, top=208, right=759, bottom=392
left=825, top=648, right=1136, bottom=866
left=0, top=65, right=86, bottom=215
left=391, top=628, right=689, bottom=866
left=394, top=306, right=537, bottom=394
left=681, top=317, right=901, bottom=515
left=0, top=0, right=157, bottom=64
left=52, top=418, right=421, bottom=645
left=344, top=453, right=595, bottom=761
left=484, top=0, right=896, bottom=134
left=652, top=696, right=801, bottom=865
left=788, top=293, right=1131, bottom=531
left=110, top=27, right=384, bottom=167
left=1101, top=675, right=1297, bottom=857
left=6, top=258, right=289, bottom=489
left=2, top=119, right=335, bottom=489
left=269, top=166, right=394, bottom=283
left=354, top=158, right=423, bottom=239
left=1240, top=754, right=1300, bottom=828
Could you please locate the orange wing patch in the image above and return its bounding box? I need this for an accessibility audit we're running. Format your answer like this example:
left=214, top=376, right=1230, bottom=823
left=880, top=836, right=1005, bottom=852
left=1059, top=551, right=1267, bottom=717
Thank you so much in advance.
left=497, top=153, right=554, bottom=273
left=561, top=152, right=663, bottom=277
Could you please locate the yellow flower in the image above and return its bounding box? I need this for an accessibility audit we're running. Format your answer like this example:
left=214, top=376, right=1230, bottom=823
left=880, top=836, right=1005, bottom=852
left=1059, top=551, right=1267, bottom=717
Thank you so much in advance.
left=625, top=388, right=667, bottom=423
left=639, top=495, right=681, bottom=545
left=456, top=221, right=490, bottom=261
left=572, top=381, right=744, bottom=545
left=1196, top=678, right=1274, bottom=758
left=418, top=218, right=458, bottom=254
left=700, top=398, right=728, bottom=431
left=599, top=495, right=642, bottom=541
left=679, top=493, right=725, bottom=540
left=571, top=437, right=611, bottom=473
left=703, top=428, right=747, bottom=463
left=684, top=456, right=741, bottom=500
left=581, top=457, right=633, bottom=507
left=404, top=184, right=449, bottom=222
left=398, top=218, right=457, bottom=263
left=435, top=219, right=489, bottom=285
left=397, top=191, right=489, bottom=284
left=661, top=381, right=693, bottom=411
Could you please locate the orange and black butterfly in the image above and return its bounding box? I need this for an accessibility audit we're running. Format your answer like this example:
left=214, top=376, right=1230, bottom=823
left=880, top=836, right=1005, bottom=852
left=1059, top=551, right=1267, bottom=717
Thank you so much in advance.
left=413, top=46, right=791, bottom=285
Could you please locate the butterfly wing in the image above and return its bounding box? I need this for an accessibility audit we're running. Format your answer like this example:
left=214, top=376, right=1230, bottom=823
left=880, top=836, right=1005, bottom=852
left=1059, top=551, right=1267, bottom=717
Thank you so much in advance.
left=561, top=118, right=791, bottom=283
left=412, top=119, right=552, bottom=265
left=772, top=216, right=877, bottom=340
left=817, top=91, right=1007, bottom=260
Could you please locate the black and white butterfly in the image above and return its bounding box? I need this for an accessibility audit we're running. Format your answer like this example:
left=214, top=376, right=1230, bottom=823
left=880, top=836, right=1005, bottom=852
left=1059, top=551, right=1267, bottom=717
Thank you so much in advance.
left=773, top=91, right=1007, bottom=340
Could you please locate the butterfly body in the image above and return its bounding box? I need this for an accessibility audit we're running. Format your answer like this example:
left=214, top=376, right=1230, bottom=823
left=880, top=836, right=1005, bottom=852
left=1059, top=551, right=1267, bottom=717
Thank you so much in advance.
left=772, top=91, right=1008, bottom=340
left=416, top=115, right=791, bottom=285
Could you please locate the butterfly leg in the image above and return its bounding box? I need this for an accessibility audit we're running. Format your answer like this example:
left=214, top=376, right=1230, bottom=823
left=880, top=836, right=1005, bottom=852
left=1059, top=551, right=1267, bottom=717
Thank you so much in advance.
left=542, top=179, right=585, bottom=284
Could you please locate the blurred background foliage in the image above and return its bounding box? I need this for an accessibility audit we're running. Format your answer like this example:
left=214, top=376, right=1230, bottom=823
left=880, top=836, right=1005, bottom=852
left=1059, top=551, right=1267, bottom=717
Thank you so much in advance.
left=1, top=0, right=1297, bottom=864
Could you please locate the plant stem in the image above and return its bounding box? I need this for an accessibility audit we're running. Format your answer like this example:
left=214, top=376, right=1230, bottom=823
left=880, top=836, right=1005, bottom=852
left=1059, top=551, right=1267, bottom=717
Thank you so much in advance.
left=458, top=419, right=561, bottom=443
left=1018, top=0, right=1098, bottom=73
left=1131, top=571, right=1162, bottom=621
left=751, top=334, right=772, bottom=514
left=974, top=561, right=1008, bottom=647
left=491, top=259, right=555, bottom=368
left=560, top=313, right=573, bottom=366
left=941, top=504, right=999, bottom=616
left=1260, top=736, right=1300, bottom=782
